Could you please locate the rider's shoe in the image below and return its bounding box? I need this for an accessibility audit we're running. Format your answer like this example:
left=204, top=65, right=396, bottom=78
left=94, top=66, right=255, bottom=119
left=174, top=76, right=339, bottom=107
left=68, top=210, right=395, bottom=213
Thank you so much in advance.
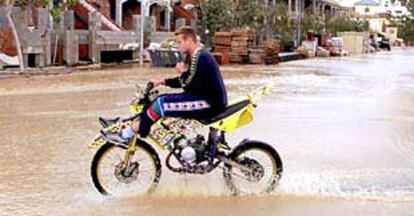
left=98, top=117, right=120, bottom=128
left=100, top=130, right=130, bottom=146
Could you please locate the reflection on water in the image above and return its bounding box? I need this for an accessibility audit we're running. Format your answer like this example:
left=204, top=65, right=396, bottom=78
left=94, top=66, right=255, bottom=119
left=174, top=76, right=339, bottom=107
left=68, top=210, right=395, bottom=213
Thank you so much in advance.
left=1, top=48, right=414, bottom=215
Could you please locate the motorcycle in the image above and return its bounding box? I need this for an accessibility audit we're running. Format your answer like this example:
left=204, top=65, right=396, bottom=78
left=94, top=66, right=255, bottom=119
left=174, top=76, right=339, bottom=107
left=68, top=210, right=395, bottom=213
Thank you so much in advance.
left=88, top=82, right=283, bottom=196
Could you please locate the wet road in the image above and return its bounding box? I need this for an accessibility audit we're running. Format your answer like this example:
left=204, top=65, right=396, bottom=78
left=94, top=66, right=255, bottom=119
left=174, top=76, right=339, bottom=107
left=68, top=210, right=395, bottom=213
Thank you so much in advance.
left=1, top=48, right=414, bottom=215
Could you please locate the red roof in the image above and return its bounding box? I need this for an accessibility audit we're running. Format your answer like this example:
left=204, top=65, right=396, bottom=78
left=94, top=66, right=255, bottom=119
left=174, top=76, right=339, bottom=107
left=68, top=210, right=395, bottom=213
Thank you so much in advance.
left=173, top=5, right=196, bottom=20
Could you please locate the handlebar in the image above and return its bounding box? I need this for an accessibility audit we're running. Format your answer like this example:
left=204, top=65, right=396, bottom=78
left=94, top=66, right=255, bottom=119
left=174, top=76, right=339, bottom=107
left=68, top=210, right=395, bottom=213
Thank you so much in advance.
left=144, top=82, right=154, bottom=95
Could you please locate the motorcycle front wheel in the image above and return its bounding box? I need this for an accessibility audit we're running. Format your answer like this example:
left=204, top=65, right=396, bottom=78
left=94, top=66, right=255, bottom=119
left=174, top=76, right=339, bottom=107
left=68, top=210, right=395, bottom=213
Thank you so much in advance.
left=91, top=141, right=162, bottom=196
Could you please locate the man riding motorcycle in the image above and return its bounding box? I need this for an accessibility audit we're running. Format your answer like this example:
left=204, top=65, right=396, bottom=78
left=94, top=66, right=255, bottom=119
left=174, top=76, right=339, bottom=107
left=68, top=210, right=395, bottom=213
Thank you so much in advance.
left=101, top=26, right=228, bottom=151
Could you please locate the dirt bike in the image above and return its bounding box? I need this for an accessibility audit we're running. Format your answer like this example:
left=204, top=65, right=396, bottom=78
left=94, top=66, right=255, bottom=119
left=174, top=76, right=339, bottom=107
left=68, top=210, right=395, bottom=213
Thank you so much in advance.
left=88, top=82, right=283, bottom=196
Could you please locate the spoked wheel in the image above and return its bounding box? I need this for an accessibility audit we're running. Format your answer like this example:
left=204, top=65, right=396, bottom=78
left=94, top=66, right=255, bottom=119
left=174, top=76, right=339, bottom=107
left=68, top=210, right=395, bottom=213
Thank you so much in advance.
left=91, top=141, right=161, bottom=196
left=223, top=140, right=283, bottom=195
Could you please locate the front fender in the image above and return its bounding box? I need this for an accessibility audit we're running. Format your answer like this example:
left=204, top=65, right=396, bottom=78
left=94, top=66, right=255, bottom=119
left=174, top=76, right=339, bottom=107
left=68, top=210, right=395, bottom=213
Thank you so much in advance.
left=88, top=135, right=107, bottom=149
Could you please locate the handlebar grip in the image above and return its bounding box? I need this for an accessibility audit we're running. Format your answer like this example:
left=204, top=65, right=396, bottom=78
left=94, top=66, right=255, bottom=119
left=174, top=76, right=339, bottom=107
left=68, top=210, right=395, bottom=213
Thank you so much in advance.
left=146, top=82, right=154, bottom=91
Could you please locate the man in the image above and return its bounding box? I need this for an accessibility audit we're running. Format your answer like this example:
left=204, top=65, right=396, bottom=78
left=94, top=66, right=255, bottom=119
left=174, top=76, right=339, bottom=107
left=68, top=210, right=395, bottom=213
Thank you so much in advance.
left=102, top=26, right=227, bottom=144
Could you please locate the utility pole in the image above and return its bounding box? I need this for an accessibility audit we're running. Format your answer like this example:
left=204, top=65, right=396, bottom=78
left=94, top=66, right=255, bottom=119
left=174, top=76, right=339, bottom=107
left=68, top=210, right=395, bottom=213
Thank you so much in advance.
left=139, top=0, right=172, bottom=66
left=140, top=0, right=145, bottom=66
left=296, top=0, right=302, bottom=47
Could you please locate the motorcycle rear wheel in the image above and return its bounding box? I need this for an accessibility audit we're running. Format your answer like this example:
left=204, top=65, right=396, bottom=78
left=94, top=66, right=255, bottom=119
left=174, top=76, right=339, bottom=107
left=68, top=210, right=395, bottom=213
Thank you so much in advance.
left=223, top=140, right=283, bottom=195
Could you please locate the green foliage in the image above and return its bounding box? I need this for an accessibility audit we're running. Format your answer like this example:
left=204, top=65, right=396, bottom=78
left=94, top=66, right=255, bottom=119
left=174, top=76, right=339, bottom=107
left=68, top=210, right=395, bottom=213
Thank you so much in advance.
left=398, top=17, right=414, bottom=43
left=259, top=2, right=294, bottom=43
left=49, top=7, right=62, bottom=23
left=15, top=0, right=49, bottom=7
left=232, top=0, right=263, bottom=28
left=326, top=17, right=370, bottom=36
left=301, top=14, right=324, bottom=36
left=198, top=0, right=233, bottom=34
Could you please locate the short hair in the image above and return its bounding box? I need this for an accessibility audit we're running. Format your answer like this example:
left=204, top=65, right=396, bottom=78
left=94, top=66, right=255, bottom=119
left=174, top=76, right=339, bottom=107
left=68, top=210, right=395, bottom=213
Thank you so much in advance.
left=175, top=26, right=197, bottom=42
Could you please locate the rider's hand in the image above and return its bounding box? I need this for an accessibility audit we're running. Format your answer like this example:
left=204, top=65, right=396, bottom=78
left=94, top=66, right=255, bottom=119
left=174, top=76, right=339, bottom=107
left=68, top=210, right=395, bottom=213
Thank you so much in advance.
left=151, top=79, right=165, bottom=87
left=175, top=62, right=186, bottom=74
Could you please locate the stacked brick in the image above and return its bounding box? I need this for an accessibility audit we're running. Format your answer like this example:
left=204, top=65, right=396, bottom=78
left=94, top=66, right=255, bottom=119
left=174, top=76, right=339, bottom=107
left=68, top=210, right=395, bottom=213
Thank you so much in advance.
left=213, top=32, right=232, bottom=65
left=229, top=28, right=255, bottom=63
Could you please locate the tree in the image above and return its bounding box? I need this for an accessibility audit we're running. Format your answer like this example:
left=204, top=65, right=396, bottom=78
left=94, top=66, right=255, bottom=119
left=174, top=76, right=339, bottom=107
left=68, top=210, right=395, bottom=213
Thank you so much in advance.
left=231, top=0, right=263, bottom=28
left=326, top=17, right=370, bottom=36
left=398, top=17, right=414, bottom=44
left=197, top=0, right=233, bottom=47
left=198, top=0, right=233, bottom=34
left=301, top=14, right=324, bottom=36
left=259, top=1, right=294, bottom=43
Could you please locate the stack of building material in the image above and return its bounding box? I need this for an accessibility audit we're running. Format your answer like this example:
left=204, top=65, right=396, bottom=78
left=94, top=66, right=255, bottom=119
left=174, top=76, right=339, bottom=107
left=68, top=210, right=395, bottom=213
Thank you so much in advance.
left=248, top=48, right=265, bottom=64
left=337, top=32, right=368, bottom=55
left=213, top=52, right=230, bottom=65
left=262, top=40, right=281, bottom=64
left=316, top=46, right=330, bottom=57
left=259, top=40, right=282, bottom=53
left=326, top=37, right=348, bottom=56
left=214, top=32, right=232, bottom=53
left=213, top=32, right=232, bottom=65
left=229, top=28, right=255, bottom=63
left=302, top=40, right=318, bottom=57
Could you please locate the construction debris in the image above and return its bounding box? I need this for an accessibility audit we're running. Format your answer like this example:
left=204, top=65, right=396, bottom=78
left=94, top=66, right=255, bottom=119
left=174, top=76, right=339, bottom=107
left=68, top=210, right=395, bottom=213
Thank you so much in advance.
left=0, top=53, right=19, bottom=66
left=212, top=52, right=230, bottom=65
left=213, top=32, right=232, bottom=53
left=213, top=32, right=232, bottom=65
left=229, top=28, right=255, bottom=63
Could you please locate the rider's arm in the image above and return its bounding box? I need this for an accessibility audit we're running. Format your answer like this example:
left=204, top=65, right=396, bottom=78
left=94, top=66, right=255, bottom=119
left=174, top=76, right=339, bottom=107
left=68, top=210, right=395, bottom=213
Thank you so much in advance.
left=164, top=50, right=204, bottom=89
left=164, top=76, right=183, bottom=88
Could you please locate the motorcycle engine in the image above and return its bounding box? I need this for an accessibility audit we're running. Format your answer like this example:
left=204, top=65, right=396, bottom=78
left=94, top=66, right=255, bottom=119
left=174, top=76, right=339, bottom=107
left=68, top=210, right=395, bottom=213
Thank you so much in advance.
left=174, top=135, right=207, bottom=164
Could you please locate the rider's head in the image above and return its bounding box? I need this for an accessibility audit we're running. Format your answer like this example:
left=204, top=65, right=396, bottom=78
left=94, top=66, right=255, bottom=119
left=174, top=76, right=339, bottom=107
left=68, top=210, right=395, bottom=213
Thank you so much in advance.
left=175, top=26, right=198, bottom=55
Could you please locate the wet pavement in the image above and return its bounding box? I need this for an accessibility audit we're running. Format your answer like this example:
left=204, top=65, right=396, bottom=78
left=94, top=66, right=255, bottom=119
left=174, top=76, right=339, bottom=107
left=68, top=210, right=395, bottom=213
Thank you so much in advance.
left=1, top=48, right=414, bottom=215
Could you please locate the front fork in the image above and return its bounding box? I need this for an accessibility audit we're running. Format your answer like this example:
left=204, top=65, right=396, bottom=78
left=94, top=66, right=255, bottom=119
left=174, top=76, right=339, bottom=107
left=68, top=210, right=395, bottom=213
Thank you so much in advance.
left=121, top=135, right=138, bottom=175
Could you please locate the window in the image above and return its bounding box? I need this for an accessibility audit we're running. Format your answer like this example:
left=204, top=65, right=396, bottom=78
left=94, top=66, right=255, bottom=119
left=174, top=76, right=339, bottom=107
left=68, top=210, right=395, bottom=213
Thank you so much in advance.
left=365, top=7, right=370, bottom=13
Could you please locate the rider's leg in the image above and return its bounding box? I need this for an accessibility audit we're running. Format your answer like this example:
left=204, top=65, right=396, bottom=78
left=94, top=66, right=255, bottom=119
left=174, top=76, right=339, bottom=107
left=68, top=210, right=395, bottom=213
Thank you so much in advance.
left=101, top=97, right=163, bottom=144
left=102, top=93, right=215, bottom=143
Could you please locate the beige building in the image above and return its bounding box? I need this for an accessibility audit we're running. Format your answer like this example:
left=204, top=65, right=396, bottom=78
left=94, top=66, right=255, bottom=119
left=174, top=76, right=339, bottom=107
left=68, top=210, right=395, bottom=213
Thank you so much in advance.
left=354, top=0, right=384, bottom=15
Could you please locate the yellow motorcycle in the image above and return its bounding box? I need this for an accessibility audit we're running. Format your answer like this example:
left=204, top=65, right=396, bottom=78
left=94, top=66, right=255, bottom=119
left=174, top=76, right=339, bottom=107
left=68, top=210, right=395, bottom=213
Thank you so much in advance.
left=88, top=82, right=283, bottom=196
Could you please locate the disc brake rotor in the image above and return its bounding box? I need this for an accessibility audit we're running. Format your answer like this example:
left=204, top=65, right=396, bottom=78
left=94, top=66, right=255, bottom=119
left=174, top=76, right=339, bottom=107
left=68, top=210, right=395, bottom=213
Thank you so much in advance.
left=114, top=162, right=140, bottom=184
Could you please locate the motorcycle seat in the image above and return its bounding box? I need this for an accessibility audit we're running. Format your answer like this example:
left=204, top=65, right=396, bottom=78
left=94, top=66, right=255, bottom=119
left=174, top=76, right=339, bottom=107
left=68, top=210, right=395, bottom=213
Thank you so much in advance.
left=198, top=99, right=250, bottom=125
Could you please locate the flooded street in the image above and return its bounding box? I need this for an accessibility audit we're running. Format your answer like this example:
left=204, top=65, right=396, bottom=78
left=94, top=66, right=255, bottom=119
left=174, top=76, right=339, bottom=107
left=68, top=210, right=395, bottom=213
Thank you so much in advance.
left=1, top=48, right=414, bottom=215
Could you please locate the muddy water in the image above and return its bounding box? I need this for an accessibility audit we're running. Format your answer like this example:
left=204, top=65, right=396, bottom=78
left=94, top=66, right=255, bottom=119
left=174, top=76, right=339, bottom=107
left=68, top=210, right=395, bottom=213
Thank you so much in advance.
left=1, top=48, right=414, bottom=215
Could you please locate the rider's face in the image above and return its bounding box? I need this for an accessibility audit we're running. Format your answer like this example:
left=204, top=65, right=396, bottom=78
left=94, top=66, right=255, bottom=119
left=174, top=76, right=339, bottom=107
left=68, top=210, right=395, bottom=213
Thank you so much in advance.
left=176, top=34, right=192, bottom=54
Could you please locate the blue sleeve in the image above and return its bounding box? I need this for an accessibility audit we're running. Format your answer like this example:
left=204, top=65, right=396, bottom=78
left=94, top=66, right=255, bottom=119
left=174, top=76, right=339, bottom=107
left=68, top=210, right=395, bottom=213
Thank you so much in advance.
left=165, top=76, right=181, bottom=88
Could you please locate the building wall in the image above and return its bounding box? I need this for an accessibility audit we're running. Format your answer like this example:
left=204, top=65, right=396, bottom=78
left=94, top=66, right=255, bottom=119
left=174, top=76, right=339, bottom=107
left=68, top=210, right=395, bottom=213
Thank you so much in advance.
left=355, top=4, right=383, bottom=15
left=0, top=7, right=17, bottom=55
left=122, top=1, right=141, bottom=30
left=89, top=0, right=111, bottom=18
left=0, top=27, right=17, bottom=56
left=368, top=18, right=385, bottom=32
left=385, top=26, right=398, bottom=43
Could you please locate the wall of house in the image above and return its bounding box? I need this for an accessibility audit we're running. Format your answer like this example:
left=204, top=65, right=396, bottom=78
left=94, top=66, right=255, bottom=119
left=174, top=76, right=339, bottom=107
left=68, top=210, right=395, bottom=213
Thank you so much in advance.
left=122, top=1, right=141, bottom=30
left=385, top=26, right=398, bottom=43
left=0, top=27, right=17, bottom=56
left=355, top=4, right=383, bottom=16
left=89, top=0, right=111, bottom=18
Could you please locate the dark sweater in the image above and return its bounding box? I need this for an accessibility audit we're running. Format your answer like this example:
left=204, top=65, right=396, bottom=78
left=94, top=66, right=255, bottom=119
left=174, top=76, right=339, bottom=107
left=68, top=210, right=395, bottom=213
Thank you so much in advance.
left=165, top=48, right=228, bottom=109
